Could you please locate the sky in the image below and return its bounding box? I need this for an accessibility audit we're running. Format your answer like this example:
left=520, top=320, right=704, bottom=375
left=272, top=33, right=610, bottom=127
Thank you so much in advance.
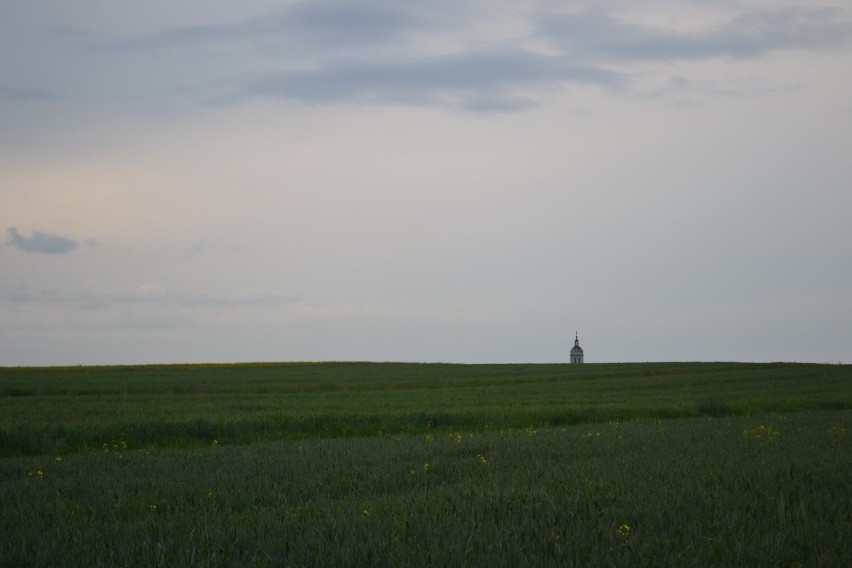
left=2, top=0, right=851, bottom=366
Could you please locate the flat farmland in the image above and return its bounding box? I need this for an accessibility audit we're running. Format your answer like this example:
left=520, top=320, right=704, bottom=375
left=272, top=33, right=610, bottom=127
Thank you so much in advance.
left=1, top=362, right=850, bottom=566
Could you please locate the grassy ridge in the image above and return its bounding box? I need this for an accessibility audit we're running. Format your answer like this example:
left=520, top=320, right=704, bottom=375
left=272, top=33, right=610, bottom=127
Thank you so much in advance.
left=1, top=362, right=849, bottom=457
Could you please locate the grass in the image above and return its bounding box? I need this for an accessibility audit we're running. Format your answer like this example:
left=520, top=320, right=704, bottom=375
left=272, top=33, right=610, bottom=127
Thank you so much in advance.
left=1, top=362, right=849, bottom=456
left=1, top=362, right=850, bottom=565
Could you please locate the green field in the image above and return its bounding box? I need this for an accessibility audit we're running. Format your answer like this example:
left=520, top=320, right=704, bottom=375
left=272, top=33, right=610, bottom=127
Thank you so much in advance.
left=1, top=362, right=850, bottom=566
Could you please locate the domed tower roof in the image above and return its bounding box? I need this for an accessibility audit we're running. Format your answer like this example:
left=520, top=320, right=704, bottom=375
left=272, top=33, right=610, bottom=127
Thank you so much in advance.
left=570, top=332, right=583, bottom=355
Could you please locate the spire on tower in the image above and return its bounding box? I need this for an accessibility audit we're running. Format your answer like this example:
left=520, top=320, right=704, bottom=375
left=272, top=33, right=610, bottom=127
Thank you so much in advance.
left=570, top=332, right=584, bottom=363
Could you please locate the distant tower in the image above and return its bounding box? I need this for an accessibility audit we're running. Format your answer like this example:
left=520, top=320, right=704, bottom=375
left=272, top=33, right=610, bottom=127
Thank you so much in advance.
left=571, top=332, right=584, bottom=364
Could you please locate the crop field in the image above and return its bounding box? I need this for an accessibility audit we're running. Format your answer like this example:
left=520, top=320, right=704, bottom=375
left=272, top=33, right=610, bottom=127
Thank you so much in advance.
left=1, top=362, right=850, bottom=566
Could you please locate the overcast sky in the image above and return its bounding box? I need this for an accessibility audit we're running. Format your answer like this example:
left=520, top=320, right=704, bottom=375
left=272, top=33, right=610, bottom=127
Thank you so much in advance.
left=2, top=0, right=851, bottom=365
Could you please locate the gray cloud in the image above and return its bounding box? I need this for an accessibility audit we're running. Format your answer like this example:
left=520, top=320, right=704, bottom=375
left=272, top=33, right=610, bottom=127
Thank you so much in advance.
left=5, top=227, right=96, bottom=254
left=536, top=8, right=852, bottom=62
left=112, top=0, right=448, bottom=57
left=0, top=87, right=53, bottom=102
left=188, top=236, right=213, bottom=258
left=2, top=1, right=851, bottom=128
left=2, top=283, right=299, bottom=311
left=140, top=4, right=852, bottom=112
left=285, top=1, right=427, bottom=45
left=246, top=49, right=621, bottom=110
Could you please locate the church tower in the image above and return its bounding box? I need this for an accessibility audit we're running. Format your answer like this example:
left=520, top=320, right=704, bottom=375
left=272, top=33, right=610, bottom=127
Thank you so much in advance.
left=571, top=332, right=584, bottom=364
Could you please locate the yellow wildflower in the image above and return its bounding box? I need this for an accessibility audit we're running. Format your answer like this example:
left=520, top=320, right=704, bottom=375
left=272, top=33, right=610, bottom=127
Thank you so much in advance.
left=742, top=425, right=778, bottom=439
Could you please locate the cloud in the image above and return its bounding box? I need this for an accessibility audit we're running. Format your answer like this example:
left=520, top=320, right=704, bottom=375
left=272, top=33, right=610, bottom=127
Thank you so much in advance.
left=37, top=2, right=619, bottom=114
left=0, top=87, right=54, bottom=102
left=5, top=227, right=96, bottom=254
left=188, top=236, right=219, bottom=258
left=3, top=1, right=851, bottom=125
left=246, top=48, right=621, bottom=110
left=146, top=4, right=852, bottom=112
left=2, top=282, right=299, bottom=310
left=117, top=0, right=453, bottom=53
left=536, top=8, right=852, bottom=62
left=140, top=283, right=166, bottom=296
